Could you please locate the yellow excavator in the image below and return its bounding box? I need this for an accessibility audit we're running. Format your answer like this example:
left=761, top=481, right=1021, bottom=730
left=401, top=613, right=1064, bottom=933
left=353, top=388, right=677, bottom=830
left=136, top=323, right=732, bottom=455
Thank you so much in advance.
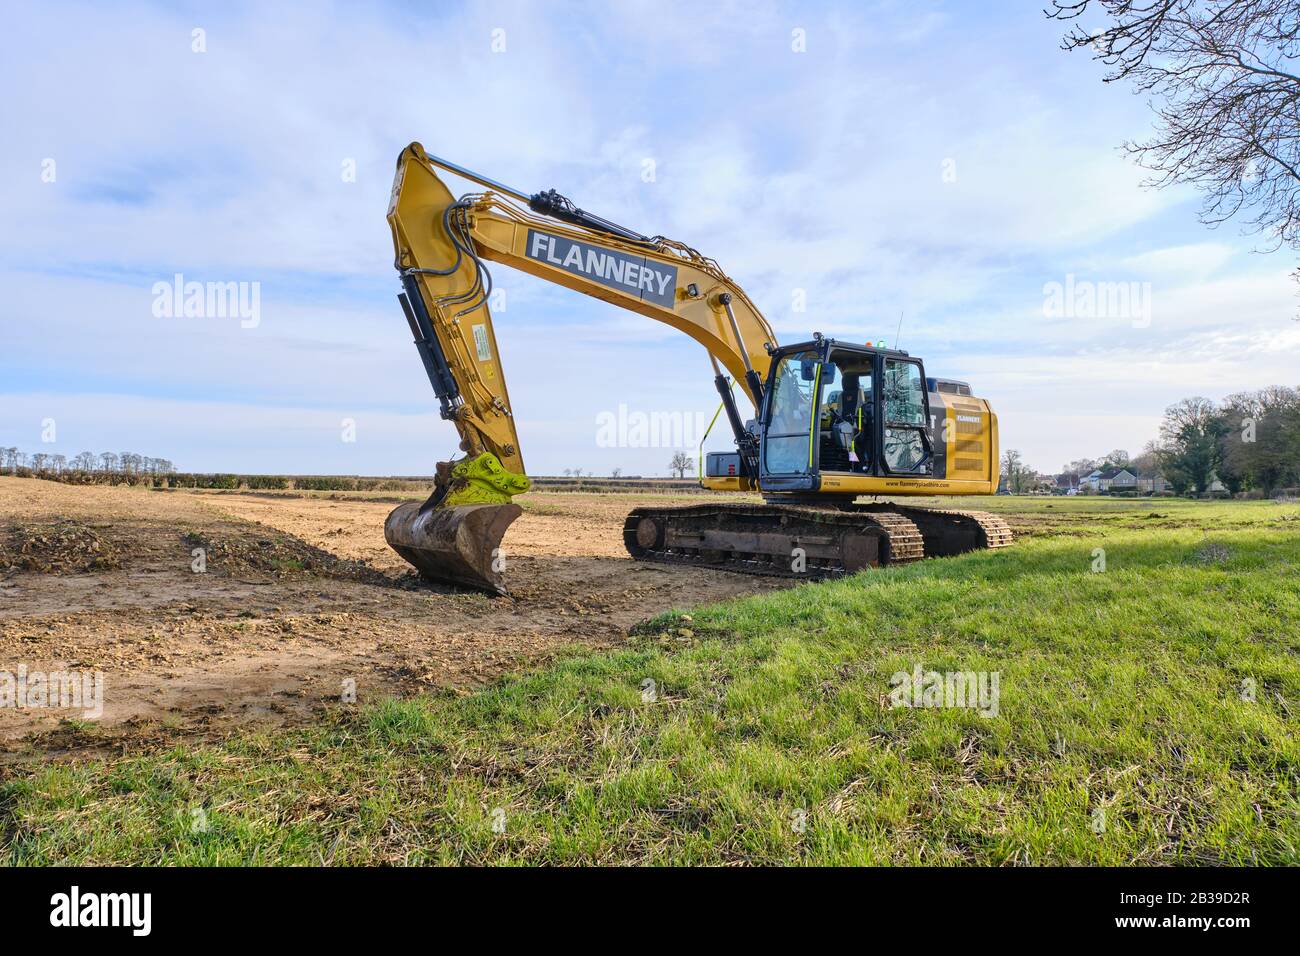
left=385, top=143, right=1012, bottom=593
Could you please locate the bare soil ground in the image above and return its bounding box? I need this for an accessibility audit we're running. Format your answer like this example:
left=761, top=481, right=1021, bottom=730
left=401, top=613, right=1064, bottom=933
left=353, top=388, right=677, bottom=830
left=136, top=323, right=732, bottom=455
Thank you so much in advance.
left=0, top=478, right=788, bottom=760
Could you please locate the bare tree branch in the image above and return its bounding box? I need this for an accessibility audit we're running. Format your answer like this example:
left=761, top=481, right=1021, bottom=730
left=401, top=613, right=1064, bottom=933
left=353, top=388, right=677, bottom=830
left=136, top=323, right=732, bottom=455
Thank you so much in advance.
left=1048, top=0, right=1300, bottom=249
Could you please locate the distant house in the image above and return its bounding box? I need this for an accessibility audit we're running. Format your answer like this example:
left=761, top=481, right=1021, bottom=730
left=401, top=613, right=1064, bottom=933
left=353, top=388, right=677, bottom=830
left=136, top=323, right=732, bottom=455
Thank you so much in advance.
left=1055, top=473, right=1079, bottom=494
left=1080, top=467, right=1137, bottom=493
left=1030, top=472, right=1056, bottom=494
left=1075, top=467, right=1171, bottom=494
left=1136, top=474, right=1169, bottom=493
left=1104, top=468, right=1138, bottom=492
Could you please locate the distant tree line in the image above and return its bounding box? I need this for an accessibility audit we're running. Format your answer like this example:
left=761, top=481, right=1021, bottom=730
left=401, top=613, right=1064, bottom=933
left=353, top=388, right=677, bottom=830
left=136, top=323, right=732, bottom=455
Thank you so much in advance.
left=999, top=449, right=1035, bottom=494
left=1154, top=388, right=1300, bottom=496
left=1059, top=448, right=1150, bottom=480
left=1, top=448, right=175, bottom=478
left=1003, top=386, right=1299, bottom=499
left=158, top=475, right=408, bottom=491
left=0, top=454, right=429, bottom=492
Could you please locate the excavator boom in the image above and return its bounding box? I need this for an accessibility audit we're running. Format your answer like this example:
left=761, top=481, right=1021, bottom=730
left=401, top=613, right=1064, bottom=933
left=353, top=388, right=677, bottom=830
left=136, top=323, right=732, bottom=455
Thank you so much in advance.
left=385, top=142, right=775, bottom=591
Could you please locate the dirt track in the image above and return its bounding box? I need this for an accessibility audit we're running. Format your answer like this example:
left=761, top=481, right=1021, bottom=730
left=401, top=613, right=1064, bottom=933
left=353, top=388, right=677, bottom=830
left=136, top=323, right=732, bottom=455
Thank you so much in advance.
left=0, top=478, right=787, bottom=757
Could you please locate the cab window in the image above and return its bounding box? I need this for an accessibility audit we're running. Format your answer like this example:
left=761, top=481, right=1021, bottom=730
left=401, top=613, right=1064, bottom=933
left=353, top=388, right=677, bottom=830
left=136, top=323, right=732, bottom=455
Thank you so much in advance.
left=762, top=351, right=818, bottom=475
left=819, top=352, right=873, bottom=473
left=882, top=359, right=930, bottom=473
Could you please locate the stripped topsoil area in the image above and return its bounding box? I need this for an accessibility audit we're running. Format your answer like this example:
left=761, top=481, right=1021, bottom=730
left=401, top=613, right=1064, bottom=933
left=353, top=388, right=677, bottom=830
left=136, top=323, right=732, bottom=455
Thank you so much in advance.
left=0, top=478, right=789, bottom=761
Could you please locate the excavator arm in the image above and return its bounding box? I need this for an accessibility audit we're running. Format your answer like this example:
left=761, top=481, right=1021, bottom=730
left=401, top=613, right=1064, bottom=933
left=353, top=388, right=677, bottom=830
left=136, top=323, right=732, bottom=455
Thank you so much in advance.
left=384, top=142, right=777, bottom=591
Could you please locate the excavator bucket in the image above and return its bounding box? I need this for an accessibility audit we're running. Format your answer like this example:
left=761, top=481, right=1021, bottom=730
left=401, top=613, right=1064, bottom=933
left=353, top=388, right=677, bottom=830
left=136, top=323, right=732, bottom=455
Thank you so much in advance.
left=384, top=453, right=530, bottom=594
left=384, top=500, right=521, bottom=595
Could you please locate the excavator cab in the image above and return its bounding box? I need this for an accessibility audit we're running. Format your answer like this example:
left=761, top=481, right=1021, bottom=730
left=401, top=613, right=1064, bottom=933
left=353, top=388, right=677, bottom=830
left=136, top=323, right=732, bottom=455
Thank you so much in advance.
left=756, top=339, right=934, bottom=496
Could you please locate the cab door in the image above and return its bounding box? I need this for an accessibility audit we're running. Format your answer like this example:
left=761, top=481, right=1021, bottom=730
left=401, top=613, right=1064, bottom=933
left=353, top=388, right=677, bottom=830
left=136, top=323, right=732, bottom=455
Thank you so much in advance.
left=760, top=350, right=819, bottom=485
left=880, top=356, right=933, bottom=475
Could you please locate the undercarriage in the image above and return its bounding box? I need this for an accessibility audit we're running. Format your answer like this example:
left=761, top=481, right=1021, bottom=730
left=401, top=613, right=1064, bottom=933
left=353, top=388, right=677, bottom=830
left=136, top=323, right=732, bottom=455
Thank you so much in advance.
left=623, top=502, right=1013, bottom=578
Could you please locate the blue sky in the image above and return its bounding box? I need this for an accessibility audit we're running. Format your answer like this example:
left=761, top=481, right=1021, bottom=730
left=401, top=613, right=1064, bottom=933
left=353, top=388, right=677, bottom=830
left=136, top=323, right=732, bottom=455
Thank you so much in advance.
left=2, top=0, right=1296, bottom=476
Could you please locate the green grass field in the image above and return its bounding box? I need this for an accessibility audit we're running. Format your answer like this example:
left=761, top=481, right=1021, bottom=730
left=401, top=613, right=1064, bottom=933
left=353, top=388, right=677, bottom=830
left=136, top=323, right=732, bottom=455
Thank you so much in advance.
left=3, top=496, right=1298, bottom=865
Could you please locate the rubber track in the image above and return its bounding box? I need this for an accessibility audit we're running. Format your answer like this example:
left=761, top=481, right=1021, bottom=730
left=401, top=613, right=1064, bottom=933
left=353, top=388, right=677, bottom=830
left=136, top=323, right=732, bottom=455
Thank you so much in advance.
left=945, top=509, right=1015, bottom=548
left=624, top=502, right=1012, bottom=579
left=623, top=502, right=923, bottom=579
left=858, top=503, right=1015, bottom=552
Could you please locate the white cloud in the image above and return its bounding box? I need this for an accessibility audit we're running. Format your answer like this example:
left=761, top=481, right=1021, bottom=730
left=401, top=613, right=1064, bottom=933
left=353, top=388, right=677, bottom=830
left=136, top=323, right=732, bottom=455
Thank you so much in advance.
left=1122, top=243, right=1236, bottom=279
